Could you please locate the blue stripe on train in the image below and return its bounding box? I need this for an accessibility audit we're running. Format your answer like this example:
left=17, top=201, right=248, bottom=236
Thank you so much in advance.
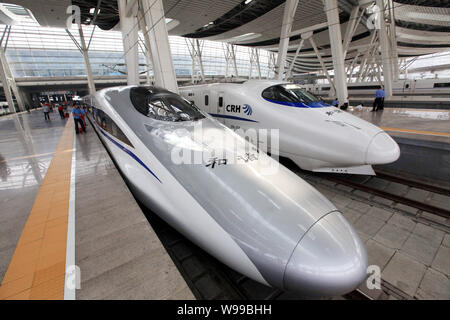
left=209, top=113, right=259, bottom=123
left=263, top=98, right=329, bottom=108
left=99, top=127, right=162, bottom=183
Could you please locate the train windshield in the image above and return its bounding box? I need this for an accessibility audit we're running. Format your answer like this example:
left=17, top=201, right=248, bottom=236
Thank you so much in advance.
left=262, top=84, right=321, bottom=105
left=130, top=87, right=205, bottom=122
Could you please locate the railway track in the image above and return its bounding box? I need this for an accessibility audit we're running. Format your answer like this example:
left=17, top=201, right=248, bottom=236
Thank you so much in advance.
left=319, top=171, right=450, bottom=220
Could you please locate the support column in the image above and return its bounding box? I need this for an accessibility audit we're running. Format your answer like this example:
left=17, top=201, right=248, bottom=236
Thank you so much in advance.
left=231, top=45, right=238, bottom=78
left=388, top=0, right=399, bottom=80
left=78, top=26, right=96, bottom=94
left=139, top=0, right=178, bottom=93
left=309, top=36, right=335, bottom=97
left=196, top=39, right=205, bottom=82
left=324, top=0, right=348, bottom=106
left=118, top=0, right=140, bottom=86
left=137, top=10, right=154, bottom=85
left=0, top=47, right=25, bottom=111
left=0, top=49, right=16, bottom=113
left=286, top=38, right=304, bottom=80
left=342, top=5, right=362, bottom=57
left=276, top=0, right=299, bottom=80
left=255, top=49, right=261, bottom=79
left=376, top=0, right=393, bottom=97
left=267, top=52, right=276, bottom=79
left=248, top=48, right=261, bottom=79
left=347, top=51, right=360, bottom=82
left=223, top=43, right=238, bottom=79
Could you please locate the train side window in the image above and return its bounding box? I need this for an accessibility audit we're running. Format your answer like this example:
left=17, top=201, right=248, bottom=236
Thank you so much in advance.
left=434, top=82, right=450, bottom=88
left=111, top=121, right=133, bottom=147
left=205, top=95, right=209, bottom=106
left=96, top=109, right=112, bottom=133
left=218, top=97, right=223, bottom=107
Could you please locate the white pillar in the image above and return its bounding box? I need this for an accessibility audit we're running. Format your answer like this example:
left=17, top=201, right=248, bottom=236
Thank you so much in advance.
left=139, top=0, right=178, bottom=93
left=0, top=46, right=25, bottom=111
left=324, top=0, right=348, bottom=105
left=231, top=45, right=238, bottom=78
left=347, top=51, right=360, bottom=82
left=138, top=10, right=154, bottom=85
left=249, top=48, right=261, bottom=79
left=255, top=49, right=261, bottom=79
left=387, top=0, right=399, bottom=80
left=342, top=5, right=361, bottom=57
left=196, top=39, right=205, bottom=82
left=309, top=37, right=335, bottom=97
left=276, top=0, right=299, bottom=80
left=0, top=51, right=16, bottom=112
left=286, top=38, right=304, bottom=79
left=78, top=26, right=96, bottom=94
left=118, top=0, right=140, bottom=86
left=376, top=0, right=393, bottom=97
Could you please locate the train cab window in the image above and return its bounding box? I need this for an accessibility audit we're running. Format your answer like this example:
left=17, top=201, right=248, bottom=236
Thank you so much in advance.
left=130, top=86, right=204, bottom=122
left=205, top=95, right=209, bottom=106
left=262, top=84, right=321, bottom=105
left=218, top=97, right=223, bottom=107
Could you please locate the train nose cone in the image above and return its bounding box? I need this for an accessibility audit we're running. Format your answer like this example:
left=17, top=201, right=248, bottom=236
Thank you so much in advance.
left=365, top=132, right=400, bottom=165
left=284, top=211, right=368, bottom=297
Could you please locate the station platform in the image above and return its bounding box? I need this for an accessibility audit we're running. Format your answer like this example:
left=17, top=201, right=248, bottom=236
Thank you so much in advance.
left=349, top=107, right=450, bottom=185
left=0, top=110, right=193, bottom=299
left=349, top=107, right=450, bottom=143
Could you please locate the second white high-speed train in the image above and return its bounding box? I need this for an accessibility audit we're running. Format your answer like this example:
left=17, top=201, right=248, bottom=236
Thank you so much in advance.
left=303, top=78, right=450, bottom=98
left=84, top=86, right=367, bottom=298
left=180, top=80, right=400, bottom=175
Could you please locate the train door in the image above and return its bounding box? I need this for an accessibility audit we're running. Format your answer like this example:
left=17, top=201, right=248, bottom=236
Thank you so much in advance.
left=403, top=80, right=413, bottom=94
left=202, top=91, right=211, bottom=113
left=215, top=92, right=226, bottom=124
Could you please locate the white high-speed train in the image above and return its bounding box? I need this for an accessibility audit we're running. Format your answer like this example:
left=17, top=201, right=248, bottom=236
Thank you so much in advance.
left=84, top=86, right=367, bottom=297
left=180, top=80, right=400, bottom=175
left=303, top=78, right=450, bottom=97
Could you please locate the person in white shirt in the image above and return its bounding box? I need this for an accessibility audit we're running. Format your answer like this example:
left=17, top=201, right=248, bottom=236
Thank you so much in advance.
left=43, top=103, right=50, bottom=121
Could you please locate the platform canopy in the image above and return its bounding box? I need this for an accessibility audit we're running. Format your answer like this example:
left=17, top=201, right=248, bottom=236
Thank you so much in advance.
left=0, top=0, right=449, bottom=75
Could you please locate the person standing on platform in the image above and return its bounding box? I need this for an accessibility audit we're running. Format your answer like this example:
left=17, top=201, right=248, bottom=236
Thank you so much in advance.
left=43, top=103, right=50, bottom=121
left=72, top=103, right=86, bottom=134
left=80, top=105, right=87, bottom=127
left=332, top=98, right=338, bottom=107
left=372, top=86, right=385, bottom=112
left=57, top=104, right=65, bottom=119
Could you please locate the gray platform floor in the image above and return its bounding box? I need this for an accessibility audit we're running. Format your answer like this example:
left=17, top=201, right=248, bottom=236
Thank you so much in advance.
left=0, top=110, right=66, bottom=284
left=0, top=110, right=193, bottom=299
left=74, top=122, right=193, bottom=299
left=349, top=107, right=450, bottom=144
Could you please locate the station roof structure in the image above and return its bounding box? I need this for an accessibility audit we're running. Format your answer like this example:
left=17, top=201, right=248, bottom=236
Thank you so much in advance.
left=0, top=0, right=449, bottom=75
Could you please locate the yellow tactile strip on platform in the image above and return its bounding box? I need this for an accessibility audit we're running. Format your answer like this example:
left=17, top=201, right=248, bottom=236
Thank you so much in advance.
left=380, top=127, right=450, bottom=138
left=0, top=118, right=74, bottom=300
